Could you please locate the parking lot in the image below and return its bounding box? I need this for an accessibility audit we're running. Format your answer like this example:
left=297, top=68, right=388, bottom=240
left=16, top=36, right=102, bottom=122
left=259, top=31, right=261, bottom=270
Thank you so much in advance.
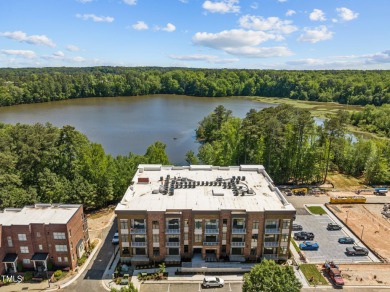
left=140, top=282, right=243, bottom=292
left=294, top=212, right=378, bottom=264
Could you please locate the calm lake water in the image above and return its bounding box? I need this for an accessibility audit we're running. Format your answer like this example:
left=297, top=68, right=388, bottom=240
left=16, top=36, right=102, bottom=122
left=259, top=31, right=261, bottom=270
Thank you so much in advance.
left=0, top=95, right=276, bottom=164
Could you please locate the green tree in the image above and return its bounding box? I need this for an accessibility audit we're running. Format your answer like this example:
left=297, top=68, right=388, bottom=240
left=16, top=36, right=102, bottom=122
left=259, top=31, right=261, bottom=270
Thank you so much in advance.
left=242, top=260, right=302, bottom=292
left=111, top=282, right=138, bottom=292
left=185, top=150, right=198, bottom=165
left=144, top=141, right=170, bottom=164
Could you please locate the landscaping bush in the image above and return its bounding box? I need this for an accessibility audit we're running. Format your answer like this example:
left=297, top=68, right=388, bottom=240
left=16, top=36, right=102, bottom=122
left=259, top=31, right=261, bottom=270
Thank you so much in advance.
left=77, top=254, right=88, bottom=266
left=17, top=262, right=24, bottom=272
left=24, top=271, right=33, bottom=282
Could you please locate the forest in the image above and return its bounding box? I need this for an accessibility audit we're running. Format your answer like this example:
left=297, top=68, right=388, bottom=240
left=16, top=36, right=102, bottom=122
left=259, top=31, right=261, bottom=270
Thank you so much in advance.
left=0, top=67, right=389, bottom=107
left=193, top=105, right=390, bottom=186
left=0, top=123, right=169, bottom=210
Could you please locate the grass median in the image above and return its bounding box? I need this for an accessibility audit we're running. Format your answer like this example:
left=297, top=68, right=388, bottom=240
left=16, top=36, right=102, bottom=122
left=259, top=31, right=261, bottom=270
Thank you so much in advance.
left=299, top=264, right=328, bottom=286
left=307, top=206, right=327, bottom=215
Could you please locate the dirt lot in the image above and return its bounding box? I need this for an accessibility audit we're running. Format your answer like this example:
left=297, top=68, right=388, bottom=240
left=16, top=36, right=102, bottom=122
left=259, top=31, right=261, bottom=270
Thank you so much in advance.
left=86, top=206, right=115, bottom=239
left=325, top=203, right=390, bottom=285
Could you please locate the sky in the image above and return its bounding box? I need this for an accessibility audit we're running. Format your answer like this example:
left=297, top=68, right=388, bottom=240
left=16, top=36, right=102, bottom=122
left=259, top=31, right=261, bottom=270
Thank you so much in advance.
left=0, top=0, right=389, bottom=69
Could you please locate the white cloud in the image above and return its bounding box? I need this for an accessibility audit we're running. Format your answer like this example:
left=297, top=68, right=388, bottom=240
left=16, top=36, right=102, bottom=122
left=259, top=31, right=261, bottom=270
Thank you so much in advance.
left=72, top=56, right=86, bottom=62
left=168, top=54, right=239, bottom=63
left=162, top=23, right=176, bottom=32
left=123, top=0, right=136, bottom=5
left=132, top=21, right=149, bottom=30
left=309, top=9, right=326, bottom=21
left=336, top=7, right=359, bottom=21
left=53, top=51, right=65, bottom=57
left=285, top=10, right=296, bottom=17
left=1, top=49, right=37, bottom=58
left=365, top=50, right=390, bottom=64
left=278, top=0, right=287, bottom=2
left=298, top=25, right=333, bottom=43
left=224, top=46, right=293, bottom=58
left=202, top=0, right=240, bottom=14
left=250, top=2, right=258, bottom=9
left=193, top=29, right=276, bottom=49
left=178, top=0, right=188, bottom=3
left=0, top=31, right=56, bottom=47
left=76, top=14, right=114, bottom=23
left=66, top=45, right=80, bottom=52
left=77, top=0, right=93, bottom=3
left=239, top=15, right=297, bottom=34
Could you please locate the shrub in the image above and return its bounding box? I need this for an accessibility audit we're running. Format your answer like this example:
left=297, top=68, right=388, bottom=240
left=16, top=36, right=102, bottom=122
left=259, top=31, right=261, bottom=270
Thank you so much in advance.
left=24, top=271, right=34, bottom=282
left=54, top=270, right=63, bottom=278
left=77, top=254, right=88, bottom=266
left=17, top=262, right=24, bottom=272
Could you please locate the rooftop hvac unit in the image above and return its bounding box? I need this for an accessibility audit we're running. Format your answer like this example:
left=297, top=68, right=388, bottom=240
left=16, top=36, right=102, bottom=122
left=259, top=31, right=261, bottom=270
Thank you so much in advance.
left=242, top=176, right=246, bottom=181
left=232, top=176, right=236, bottom=180
left=205, top=181, right=209, bottom=186
left=160, top=176, right=163, bottom=181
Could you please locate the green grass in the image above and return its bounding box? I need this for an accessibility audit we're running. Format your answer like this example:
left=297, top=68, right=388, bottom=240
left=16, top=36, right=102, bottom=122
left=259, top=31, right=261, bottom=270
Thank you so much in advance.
left=291, top=239, right=300, bottom=253
left=307, top=206, right=327, bottom=215
left=299, top=264, right=328, bottom=286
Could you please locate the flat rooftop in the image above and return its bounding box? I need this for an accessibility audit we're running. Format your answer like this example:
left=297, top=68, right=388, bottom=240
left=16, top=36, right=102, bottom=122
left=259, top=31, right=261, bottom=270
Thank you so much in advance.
left=116, top=165, right=295, bottom=213
left=0, top=204, right=82, bottom=225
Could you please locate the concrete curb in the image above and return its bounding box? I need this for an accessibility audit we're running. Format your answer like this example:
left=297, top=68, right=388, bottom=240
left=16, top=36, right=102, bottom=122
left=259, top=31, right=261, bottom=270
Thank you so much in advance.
left=45, top=238, right=102, bottom=291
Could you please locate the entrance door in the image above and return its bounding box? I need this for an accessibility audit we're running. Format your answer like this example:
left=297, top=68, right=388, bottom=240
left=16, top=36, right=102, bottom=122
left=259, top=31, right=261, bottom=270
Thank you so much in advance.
left=193, top=248, right=202, bottom=254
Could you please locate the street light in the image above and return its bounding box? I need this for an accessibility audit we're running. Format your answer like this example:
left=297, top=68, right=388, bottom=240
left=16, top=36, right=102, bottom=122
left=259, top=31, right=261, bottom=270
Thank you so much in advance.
left=361, top=224, right=365, bottom=239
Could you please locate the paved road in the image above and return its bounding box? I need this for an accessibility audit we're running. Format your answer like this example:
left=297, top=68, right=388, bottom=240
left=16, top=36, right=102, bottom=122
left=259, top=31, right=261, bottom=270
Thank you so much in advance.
left=140, top=282, right=243, bottom=292
left=63, top=220, right=116, bottom=292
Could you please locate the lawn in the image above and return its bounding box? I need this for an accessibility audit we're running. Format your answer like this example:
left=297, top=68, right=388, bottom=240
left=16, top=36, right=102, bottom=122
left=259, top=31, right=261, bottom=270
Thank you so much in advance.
left=291, top=239, right=300, bottom=253
left=299, top=264, right=328, bottom=286
left=307, top=206, right=327, bottom=215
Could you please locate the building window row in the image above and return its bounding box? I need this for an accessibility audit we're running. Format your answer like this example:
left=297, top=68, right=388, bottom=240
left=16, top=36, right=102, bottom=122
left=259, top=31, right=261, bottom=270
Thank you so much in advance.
left=53, top=232, right=66, bottom=240
left=55, top=245, right=68, bottom=252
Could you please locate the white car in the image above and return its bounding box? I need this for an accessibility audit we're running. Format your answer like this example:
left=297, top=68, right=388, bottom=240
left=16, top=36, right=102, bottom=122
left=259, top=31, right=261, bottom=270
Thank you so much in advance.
left=202, top=276, right=224, bottom=288
left=112, top=232, right=119, bottom=245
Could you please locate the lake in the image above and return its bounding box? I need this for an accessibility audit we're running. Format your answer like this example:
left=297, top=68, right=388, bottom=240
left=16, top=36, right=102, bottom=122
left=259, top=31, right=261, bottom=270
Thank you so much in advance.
left=0, top=95, right=276, bottom=164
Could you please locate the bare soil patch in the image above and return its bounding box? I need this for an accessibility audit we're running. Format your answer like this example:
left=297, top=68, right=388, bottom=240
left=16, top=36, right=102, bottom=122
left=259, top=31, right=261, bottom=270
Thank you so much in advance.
left=86, top=205, right=115, bottom=235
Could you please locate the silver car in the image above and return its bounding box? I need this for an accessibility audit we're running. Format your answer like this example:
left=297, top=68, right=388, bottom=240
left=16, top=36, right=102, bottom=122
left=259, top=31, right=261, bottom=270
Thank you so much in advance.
left=202, top=276, right=225, bottom=288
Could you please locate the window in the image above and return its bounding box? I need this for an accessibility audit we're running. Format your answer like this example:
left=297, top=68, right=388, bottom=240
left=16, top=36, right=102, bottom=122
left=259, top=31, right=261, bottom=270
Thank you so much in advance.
left=232, top=218, right=245, bottom=229
left=166, top=218, right=179, bottom=230
left=20, top=246, right=29, bottom=253
left=135, top=248, right=146, bottom=255
left=280, top=247, right=288, bottom=254
left=23, top=259, right=30, bottom=264
left=195, top=234, right=202, bottom=242
left=120, top=219, right=129, bottom=229
left=184, top=233, right=188, bottom=241
left=58, top=257, right=62, bottom=263
left=53, top=232, right=66, bottom=240
left=282, top=219, right=290, bottom=229
left=184, top=245, right=189, bottom=253
left=121, top=234, right=129, bottom=242
left=168, top=248, right=179, bottom=255
left=264, top=234, right=278, bottom=242
left=38, top=244, right=43, bottom=250
left=132, top=219, right=145, bottom=229
left=133, top=235, right=146, bottom=242
left=250, top=247, right=257, bottom=256
left=205, top=219, right=218, bottom=229
left=223, top=219, right=227, bottom=227
left=281, top=234, right=289, bottom=242
left=221, top=245, right=226, bottom=253
left=153, top=248, right=160, bottom=256
left=64, top=257, right=68, bottom=262
left=7, top=236, right=12, bottom=247
left=18, top=234, right=27, bottom=241
left=153, top=234, right=159, bottom=243
left=265, top=219, right=278, bottom=229
left=55, top=245, right=68, bottom=252
left=222, top=233, right=226, bottom=240
left=251, top=234, right=258, bottom=244
left=195, top=219, right=202, bottom=229
left=152, top=221, right=159, bottom=229
left=184, top=219, right=189, bottom=226
left=252, top=220, right=259, bottom=229
left=36, top=232, right=41, bottom=237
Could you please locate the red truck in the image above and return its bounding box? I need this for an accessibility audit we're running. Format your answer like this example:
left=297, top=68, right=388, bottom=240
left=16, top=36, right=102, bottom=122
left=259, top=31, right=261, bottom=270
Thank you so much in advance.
left=323, top=261, right=344, bottom=287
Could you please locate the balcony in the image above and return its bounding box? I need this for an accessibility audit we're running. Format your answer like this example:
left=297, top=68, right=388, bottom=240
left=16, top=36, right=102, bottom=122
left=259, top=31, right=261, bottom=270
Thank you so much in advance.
left=165, top=229, right=180, bottom=234
left=265, top=228, right=281, bottom=234
left=232, top=228, right=246, bottom=234
left=205, top=228, right=219, bottom=234
left=264, top=241, right=279, bottom=248
left=263, top=254, right=278, bottom=260
left=166, top=242, right=180, bottom=247
left=203, top=241, right=219, bottom=246
left=130, top=228, right=146, bottom=234
left=131, top=241, right=146, bottom=247
left=231, top=242, right=245, bottom=247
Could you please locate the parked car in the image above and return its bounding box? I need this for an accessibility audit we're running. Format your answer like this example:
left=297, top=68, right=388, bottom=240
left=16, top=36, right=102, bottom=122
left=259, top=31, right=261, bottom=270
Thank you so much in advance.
left=346, top=246, right=369, bottom=256
left=292, top=224, right=303, bottom=231
left=323, top=261, right=344, bottom=287
left=294, top=231, right=314, bottom=240
left=284, top=190, right=293, bottom=196
left=327, top=223, right=342, bottom=230
left=202, top=276, right=224, bottom=288
left=338, top=237, right=355, bottom=244
left=112, top=232, right=119, bottom=245
left=299, top=241, right=319, bottom=251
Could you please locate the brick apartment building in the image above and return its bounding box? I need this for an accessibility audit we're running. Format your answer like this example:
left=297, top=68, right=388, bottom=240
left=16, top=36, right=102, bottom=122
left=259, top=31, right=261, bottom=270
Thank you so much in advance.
left=0, top=204, right=89, bottom=275
left=115, top=164, right=296, bottom=265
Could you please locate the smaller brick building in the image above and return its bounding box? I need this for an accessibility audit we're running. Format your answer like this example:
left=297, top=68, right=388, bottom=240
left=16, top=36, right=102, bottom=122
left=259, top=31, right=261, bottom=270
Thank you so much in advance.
left=0, top=204, right=89, bottom=275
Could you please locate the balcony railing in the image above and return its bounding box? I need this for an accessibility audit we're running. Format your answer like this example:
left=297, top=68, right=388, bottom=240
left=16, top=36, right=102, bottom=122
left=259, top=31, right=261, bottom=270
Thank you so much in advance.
left=166, top=242, right=180, bottom=247
left=264, top=241, right=279, bottom=247
left=265, top=228, right=281, bottom=234
left=203, top=241, right=219, bottom=246
left=165, top=229, right=180, bottom=234
left=131, top=241, right=146, bottom=247
left=231, top=242, right=245, bottom=247
left=130, top=228, right=146, bottom=234
left=205, top=228, right=219, bottom=234
left=263, top=254, right=278, bottom=260
left=232, top=228, right=246, bottom=234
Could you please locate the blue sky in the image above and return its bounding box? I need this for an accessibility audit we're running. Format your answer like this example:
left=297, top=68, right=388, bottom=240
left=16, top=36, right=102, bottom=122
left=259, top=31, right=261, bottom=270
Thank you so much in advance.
left=0, top=0, right=389, bottom=69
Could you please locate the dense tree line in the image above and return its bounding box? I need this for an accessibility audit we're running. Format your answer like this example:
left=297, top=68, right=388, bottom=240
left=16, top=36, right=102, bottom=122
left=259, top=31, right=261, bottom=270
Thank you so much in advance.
left=194, top=105, right=390, bottom=185
left=350, top=104, right=390, bottom=138
left=0, top=67, right=389, bottom=106
left=0, top=123, right=169, bottom=209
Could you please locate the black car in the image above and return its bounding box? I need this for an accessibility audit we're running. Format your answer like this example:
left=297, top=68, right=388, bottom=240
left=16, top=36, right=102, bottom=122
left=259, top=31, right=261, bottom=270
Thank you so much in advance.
left=327, top=223, right=342, bottom=230
left=294, top=231, right=314, bottom=240
left=292, top=224, right=303, bottom=231
left=338, top=237, right=355, bottom=244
